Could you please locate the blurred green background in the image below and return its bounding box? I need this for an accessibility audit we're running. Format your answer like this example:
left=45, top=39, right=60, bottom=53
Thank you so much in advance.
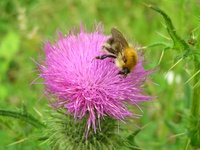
left=0, top=0, right=199, bottom=149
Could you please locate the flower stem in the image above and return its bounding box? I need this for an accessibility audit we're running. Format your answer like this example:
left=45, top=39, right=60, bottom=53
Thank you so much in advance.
left=192, top=57, right=200, bottom=117
left=0, top=109, right=46, bottom=129
left=189, top=56, right=200, bottom=147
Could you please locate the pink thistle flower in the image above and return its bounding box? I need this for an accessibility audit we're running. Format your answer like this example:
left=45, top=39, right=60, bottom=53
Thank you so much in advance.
left=34, top=23, right=154, bottom=137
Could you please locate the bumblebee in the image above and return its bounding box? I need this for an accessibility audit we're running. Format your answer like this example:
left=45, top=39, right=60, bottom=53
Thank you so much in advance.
left=94, top=28, right=138, bottom=78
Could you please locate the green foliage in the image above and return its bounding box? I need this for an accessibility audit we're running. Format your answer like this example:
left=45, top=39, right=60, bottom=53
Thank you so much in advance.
left=46, top=109, right=124, bottom=150
left=147, top=3, right=200, bottom=149
left=0, top=106, right=47, bottom=150
left=0, top=105, right=45, bottom=129
left=148, top=5, right=189, bottom=51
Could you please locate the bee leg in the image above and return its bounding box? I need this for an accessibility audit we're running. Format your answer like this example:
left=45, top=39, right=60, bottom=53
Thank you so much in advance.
left=118, top=71, right=127, bottom=78
left=94, top=54, right=116, bottom=60
left=118, top=67, right=130, bottom=78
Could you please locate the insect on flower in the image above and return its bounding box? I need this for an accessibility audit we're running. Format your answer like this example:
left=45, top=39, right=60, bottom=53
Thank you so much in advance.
left=93, top=28, right=138, bottom=78
left=32, top=23, right=155, bottom=139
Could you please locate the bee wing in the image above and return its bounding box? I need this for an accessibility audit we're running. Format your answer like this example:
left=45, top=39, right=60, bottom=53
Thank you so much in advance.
left=111, top=28, right=129, bottom=47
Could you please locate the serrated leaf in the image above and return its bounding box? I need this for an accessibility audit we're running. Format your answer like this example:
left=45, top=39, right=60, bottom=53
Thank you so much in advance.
left=147, top=4, right=189, bottom=51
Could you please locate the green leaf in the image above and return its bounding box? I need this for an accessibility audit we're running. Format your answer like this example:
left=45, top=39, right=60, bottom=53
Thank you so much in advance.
left=147, top=4, right=189, bottom=51
left=0, top=109, right=46, bottom=129
left=126, top=129, right=141, bottom=150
